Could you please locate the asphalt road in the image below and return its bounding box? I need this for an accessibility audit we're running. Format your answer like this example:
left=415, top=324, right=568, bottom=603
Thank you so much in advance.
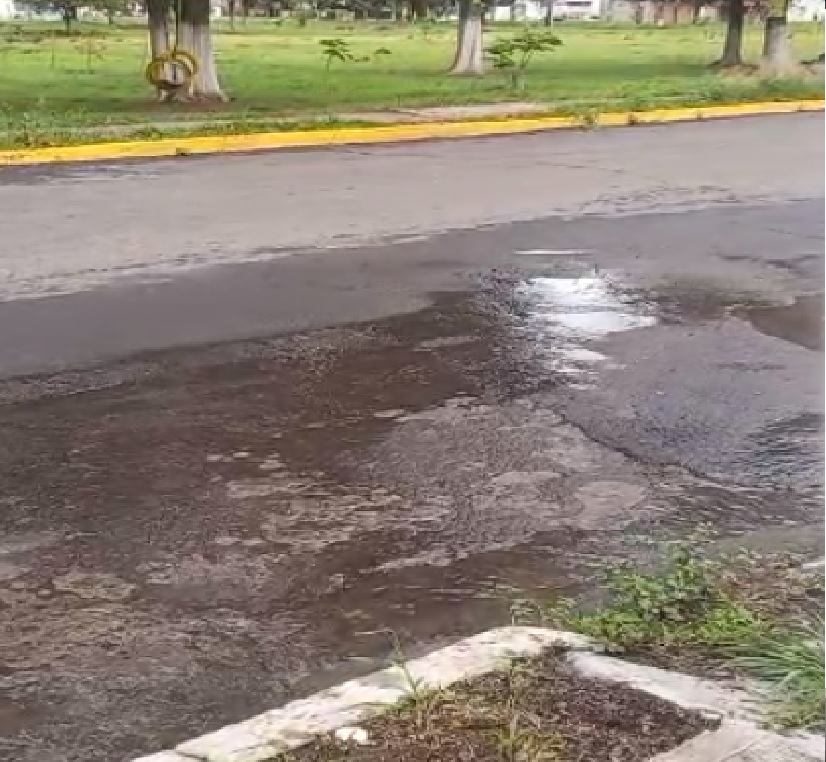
left=0, top=115, right=823, bottom=762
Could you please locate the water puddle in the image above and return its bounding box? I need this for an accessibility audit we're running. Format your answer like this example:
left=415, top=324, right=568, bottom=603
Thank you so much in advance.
left=498, top=269, right=822, bottom=491
left=510, top=264, right=657, bottom=384
left=646, top=284, right=824, bottom=352
left=0, top=273, right=820, bottom=761
left=736, top=294, right=824, bottom=352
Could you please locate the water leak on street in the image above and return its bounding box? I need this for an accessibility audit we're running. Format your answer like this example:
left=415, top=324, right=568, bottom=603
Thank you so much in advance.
left=512, top=262, right=658, bottom=385
left=0, top=266, right=822, bottom=761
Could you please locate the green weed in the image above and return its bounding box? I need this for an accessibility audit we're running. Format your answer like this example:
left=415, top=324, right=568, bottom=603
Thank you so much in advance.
left=384, top=630, right=448, bottom=730
left=733, top=616, right=824, bottom=731
left=556, top=542, right=770, bottom=652
left=492, top=660, right=566, bottom=762
left=542, top=540, right=823, bottom=731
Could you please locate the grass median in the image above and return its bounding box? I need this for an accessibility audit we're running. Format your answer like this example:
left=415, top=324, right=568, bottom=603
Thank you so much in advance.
left=0, top=19, right=822, bottom=148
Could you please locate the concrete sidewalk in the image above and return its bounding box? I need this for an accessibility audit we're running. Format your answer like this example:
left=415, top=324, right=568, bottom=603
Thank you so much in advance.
left=652, top=723, right=824, bottom=762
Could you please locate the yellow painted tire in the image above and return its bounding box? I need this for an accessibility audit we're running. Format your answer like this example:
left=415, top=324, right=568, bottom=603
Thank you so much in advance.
left=145, top=50, right=199, bottom=88
left=169, top=49, right=199, bottom=77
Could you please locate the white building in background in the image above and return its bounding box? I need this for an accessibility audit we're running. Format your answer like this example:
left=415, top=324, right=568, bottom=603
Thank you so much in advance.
left=0, top=0, right=16, bottom=20
left=550, top=0, right=603, bottom=20
left=788, top=0, right=825, bottom=21
left=491, top=0, right=602, bottom=22
left=491, top=0, right=544, bottom=22
left=490, top=0, right=822, bottom=23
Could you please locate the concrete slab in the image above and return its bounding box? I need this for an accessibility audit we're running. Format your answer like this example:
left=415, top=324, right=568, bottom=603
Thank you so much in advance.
left=131, top=626, right=824, bottom=762
left=159, top=627, right=589, bottom=762
left=650, top=722, right=825, bottom=762
left=566, top=650, right=756, bottom=720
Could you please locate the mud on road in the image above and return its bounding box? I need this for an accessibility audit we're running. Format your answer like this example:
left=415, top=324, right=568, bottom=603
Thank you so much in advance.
left=0, top=211, right=823, bottom=761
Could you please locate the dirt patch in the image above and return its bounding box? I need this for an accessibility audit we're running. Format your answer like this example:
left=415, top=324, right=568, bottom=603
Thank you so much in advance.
left=286, top=652, right=714, bottom=762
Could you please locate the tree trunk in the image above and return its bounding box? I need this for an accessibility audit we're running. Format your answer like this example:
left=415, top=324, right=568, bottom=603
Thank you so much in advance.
left=715, top=0, right=744, bottom=66
left=544, top=0, right=555, bottom=24
left=148, top=0, right=177, bottom=100
left=148, top=0, right=170, bottom=58
left=62, top=5, right=76, bottom=33
left=762, top=0, right=794, bottom=74
left=178, top=0, right=227, bottom=100
left=450, top=0, right=484, bottom=75
left=229, top=0, right=236, bottom=30
left=410, top=0, right=427, bottom=20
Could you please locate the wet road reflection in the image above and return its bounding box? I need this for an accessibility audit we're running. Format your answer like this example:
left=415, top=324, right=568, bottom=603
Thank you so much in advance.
left=516, top=266, right=658, bottom=384
left=0, top=271, right=822, bottom=761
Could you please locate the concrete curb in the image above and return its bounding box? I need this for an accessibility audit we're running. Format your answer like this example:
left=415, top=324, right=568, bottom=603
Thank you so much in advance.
left=131, top=625, right=824, bottom=762
left=135, top=626, right=590, bottom=762
left=0, top=100, right=822, bottom=167
left=650, top=722, right=825, bottom=762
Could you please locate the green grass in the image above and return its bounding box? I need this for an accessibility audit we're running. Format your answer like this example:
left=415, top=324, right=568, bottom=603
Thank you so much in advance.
left=556, top=542, right=775, bottom=653
left=542, top=541, right=825, bottom=731
left=0, top=19, right=822, bottom=147
left=734, top=617, right=825, bottom=732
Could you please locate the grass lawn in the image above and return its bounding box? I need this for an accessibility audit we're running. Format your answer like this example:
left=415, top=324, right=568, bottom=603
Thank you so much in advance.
left=0, top=19, right=822, bottom=145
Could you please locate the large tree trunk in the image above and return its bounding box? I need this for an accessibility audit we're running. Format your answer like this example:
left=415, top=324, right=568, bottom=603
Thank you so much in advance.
left=148, top=0, right=170, bottom=60
left=715, top=0, right=744, bottom=67
left=450, top=0, right=484, bottom=76
left=178, top=0, right=227, bottom=100
left=148, top=0, right=178, bottom=100
left=761, top=0, right=794, bottom=74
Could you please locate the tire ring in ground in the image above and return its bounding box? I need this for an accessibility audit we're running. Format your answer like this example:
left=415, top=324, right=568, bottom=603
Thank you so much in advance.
left=145, top=50, right=199, bottom=89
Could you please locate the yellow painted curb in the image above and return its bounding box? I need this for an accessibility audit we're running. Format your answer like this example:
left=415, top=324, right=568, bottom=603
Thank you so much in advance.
left=0, top=100, right=822, bottom=167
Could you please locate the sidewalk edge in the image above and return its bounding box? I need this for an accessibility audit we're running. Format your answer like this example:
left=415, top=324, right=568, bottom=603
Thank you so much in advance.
left=1, top=100, right=822, bottom=167
left=132, top=625, right=823, bottom=762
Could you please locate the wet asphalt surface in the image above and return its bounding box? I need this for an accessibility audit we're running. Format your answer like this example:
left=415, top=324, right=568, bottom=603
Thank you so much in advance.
left=0, top=115, right=823, bottom=761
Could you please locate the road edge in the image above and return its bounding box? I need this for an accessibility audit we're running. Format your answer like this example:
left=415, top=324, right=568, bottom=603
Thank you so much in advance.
left=1, top=100, right=822, bottom=167
left=131, top=625, right=823, bottom=762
